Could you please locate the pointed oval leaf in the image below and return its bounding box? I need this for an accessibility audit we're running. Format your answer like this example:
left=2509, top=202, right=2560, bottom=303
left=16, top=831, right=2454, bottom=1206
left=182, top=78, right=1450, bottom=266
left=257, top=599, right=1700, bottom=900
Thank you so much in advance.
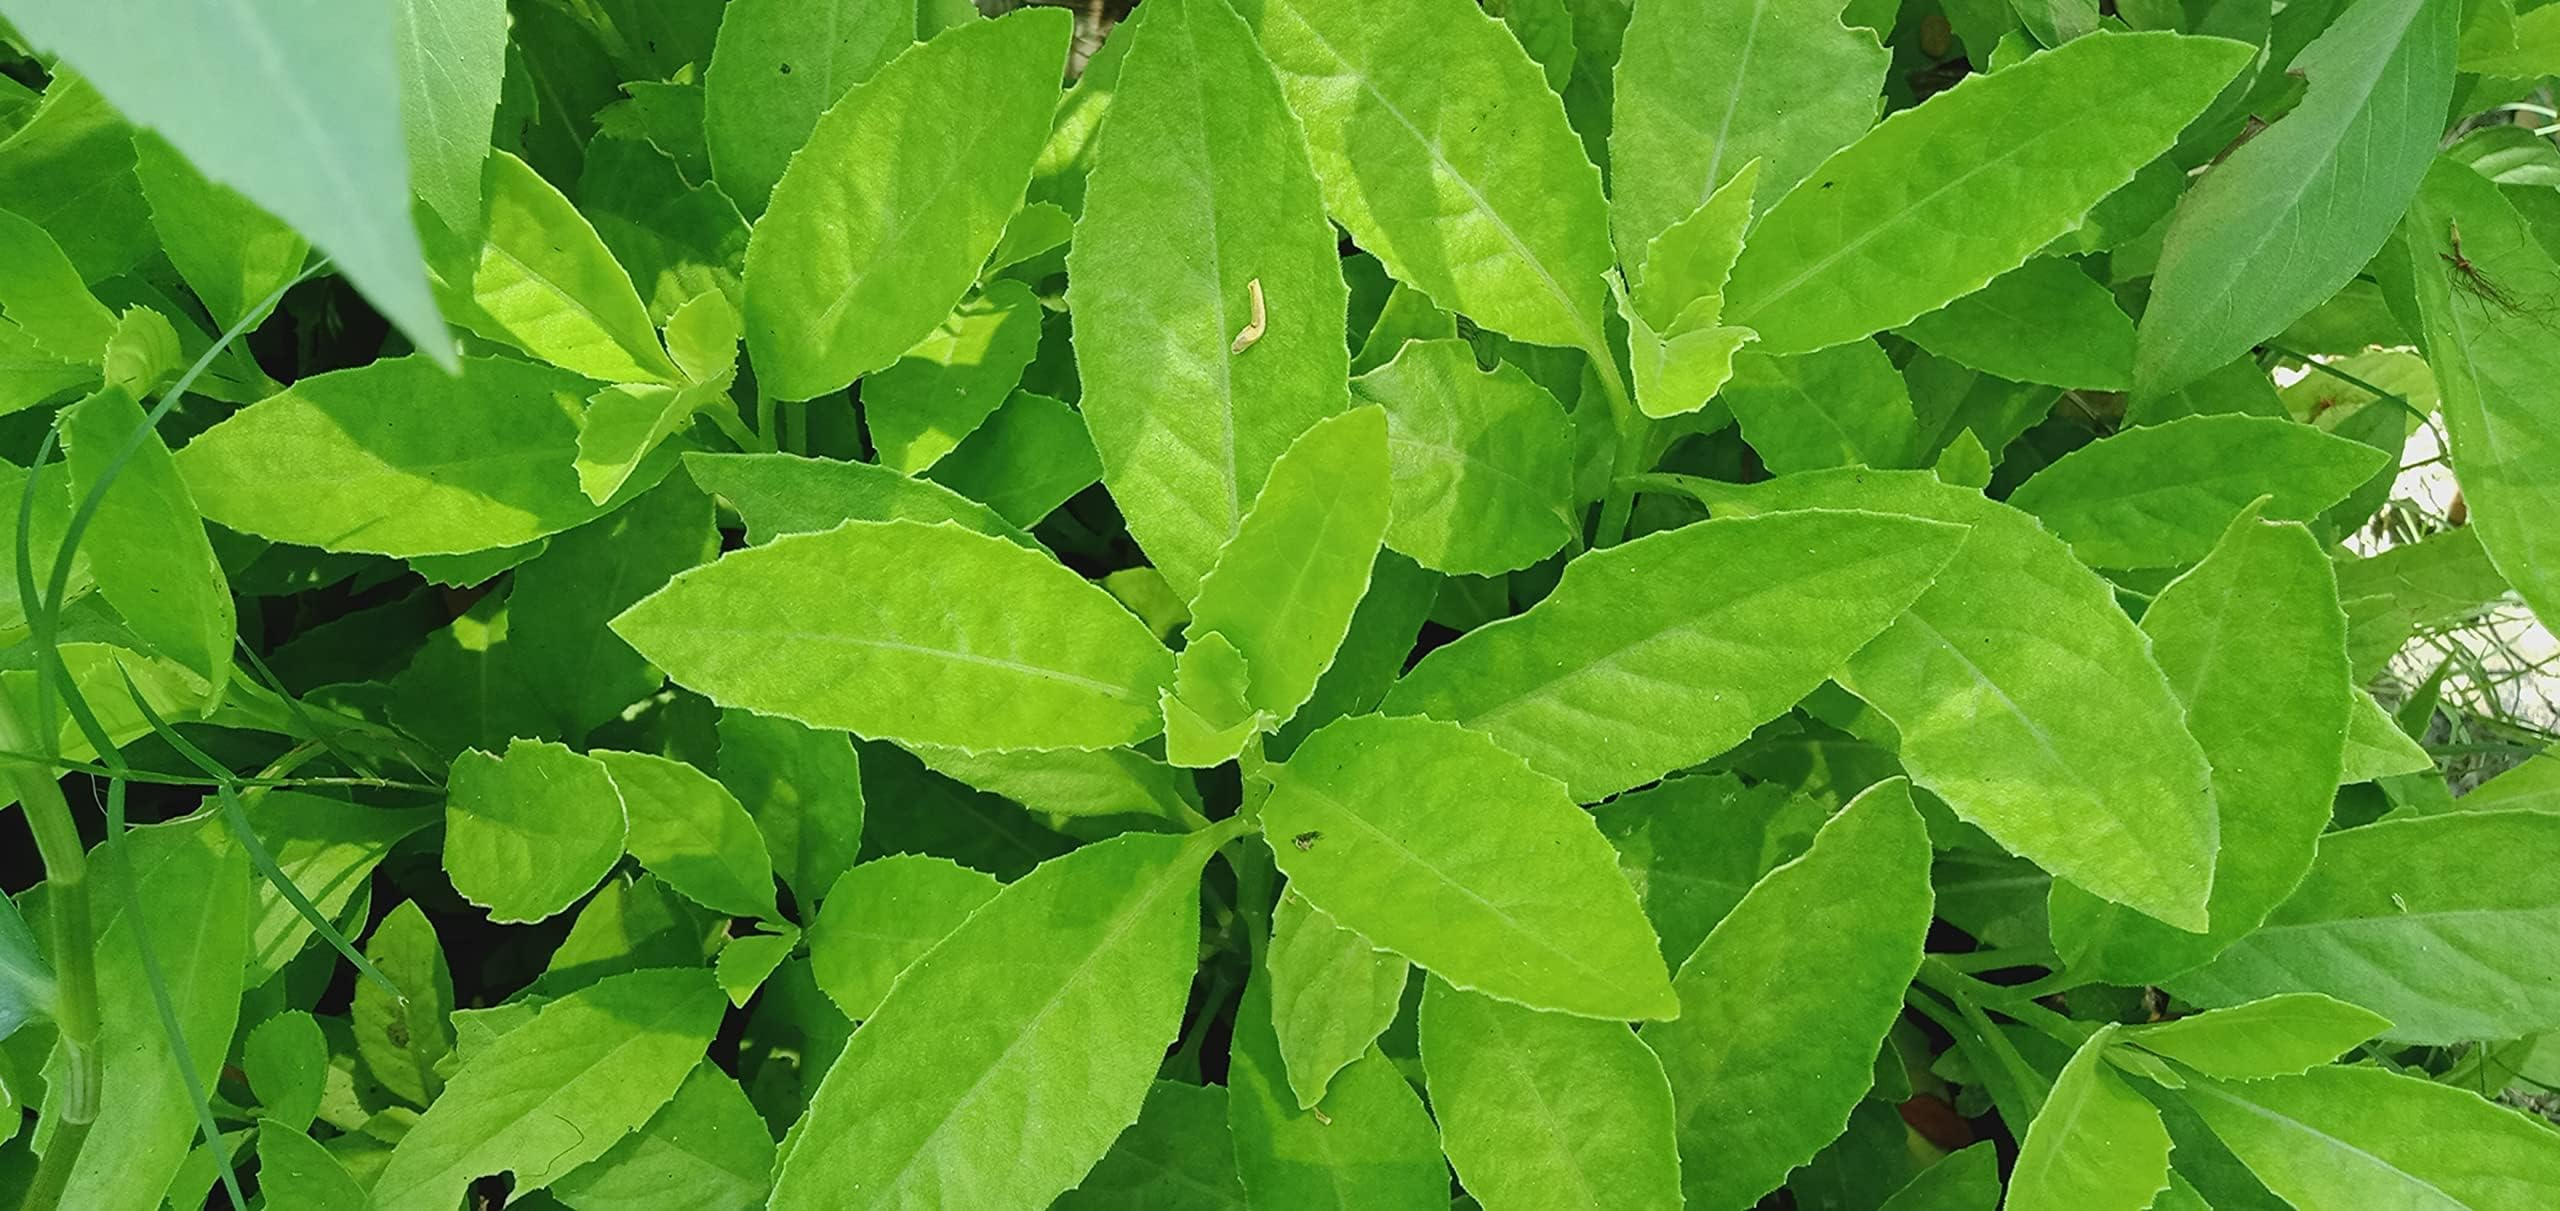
left=2048, top=514, right=2349, bottom=980
left=1422, top=978, right=1683, bottom=1211
left=769, top=829, right=1222, bottom=1209
left=1722, top=32, right=2253, bottom=355
left=1187, top=407, right=1391, bottom=727
left=1228, top=973, right=1447, bottom=1211
left=2120, top=994, right=2392, bottom=1080
left=1897, top=257, right=2136, bottom=392
left=60, top=385, right=233, bottom=697
left=1383, top=508, right=1967, bottom=801
left=1269, top=892, right=1409, bottom=1110
left=1263, top=714, right=1676, bottom=1020
left=2007, top=1026, right=2173, bottom=1211
left=429, top=149, right=679, bottom=384
left=1721, top=342, right=1920, bottom=475
left=2135, top=0, right=2460, bottom=395
left=613, top=520, right=1173, bottom=751
left=1351, top=339, right=1576, bottom=577
left=2169, top=810, right=2560, bottom=1044
left=444, top=740, right=628, bottom=925
left=176, top=355, right=664, bottom=557
left=744, top=10, right=1069, bottom=400
left=371, top=968, right=726, bottom=1211
left=2174, top=1065, right=2560, bottom=1209
left=2399, top=158, right=2560, bottom=632
left=550, top=1062, right=777, bottom=1210
left=1069, top=0, right=1350, bottom=596
left=1609, top=0, right=1887, bottom=251
left=1640, top=778, right=1933, bottom=1211
left=1237, top=0, right=1616, bottom=358
left=681, top=450, right=1034, bottom=548
left=2007, top=415, right=2392, bottom=568
left=806, top=854, right=1001, bottom=1021
left=864, top=280, right=1044, bottom=474
left=1059, top=1081, right=1249, bottom=1210
left=594, top=749, right=780, bottom=922
left=1701, top=470, right=2220, bottom=929
left=704, top=0, right=910, bottom=214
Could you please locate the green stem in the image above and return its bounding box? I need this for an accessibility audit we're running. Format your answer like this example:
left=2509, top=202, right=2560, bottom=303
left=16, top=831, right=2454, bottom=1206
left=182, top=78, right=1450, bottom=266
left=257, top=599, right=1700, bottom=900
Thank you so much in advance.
left=0, top=694, right=99, bottom=1132
left=706, top=403, right=761, bottom=452
left=754, top=390, right=780, bottom=452
left=16, top=1119, right=90, bottom=1211
left=1586, top=348, right=1648, bottom=547
left=2263, top=343, right=2432, bottom=425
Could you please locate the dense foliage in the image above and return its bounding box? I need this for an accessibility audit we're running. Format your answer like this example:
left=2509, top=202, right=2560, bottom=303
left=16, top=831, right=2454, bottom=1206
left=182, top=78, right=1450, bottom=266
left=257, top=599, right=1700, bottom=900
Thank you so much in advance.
left=0, top=0, right=2557, bottom=1207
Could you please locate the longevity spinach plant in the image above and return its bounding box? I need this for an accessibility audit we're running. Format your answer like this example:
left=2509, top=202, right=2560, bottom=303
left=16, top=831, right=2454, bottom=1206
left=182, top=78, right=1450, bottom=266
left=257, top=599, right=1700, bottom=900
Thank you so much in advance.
left=1, top=0, right=2559, bottom=1206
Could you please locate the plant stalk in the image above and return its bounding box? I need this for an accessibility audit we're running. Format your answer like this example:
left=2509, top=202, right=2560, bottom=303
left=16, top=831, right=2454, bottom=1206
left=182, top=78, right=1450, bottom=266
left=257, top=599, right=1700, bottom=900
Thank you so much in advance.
left=0, top=689, right=100, bottom=1200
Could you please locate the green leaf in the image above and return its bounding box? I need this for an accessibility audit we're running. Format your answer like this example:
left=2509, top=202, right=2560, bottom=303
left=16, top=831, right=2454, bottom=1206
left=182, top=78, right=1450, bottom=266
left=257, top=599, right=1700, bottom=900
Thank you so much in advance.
left=905, top=742, right=1198, bottom=822
left=806, top=854, right=1000, bottom=1020
left=2135, top=0, right=2460, bottom=395
left=0, top=204, right=116, bottom=363
left=1702, top=470, right=2220, bottom=929
left=1268, top=892, right=1409, bottom=1110
left=1068, top=0, right=1349, bottom=596
left=444, top=739, right=630, bottom=925
left=716, top=927, right=797, bottom=1006
left=1723, top=32, right=2252, bottom=355
left=1615, top=274, right=1756, bottom=420
left=244, top=1009, right=328, bottom=1131
left=2463, top=749, right=2560, bottom=813
left=0, top=0, right=450, bottom=361
left=1185, top=407, right=1390, bottom=729
left=371, top=968, right=727, bottom=1211
left=2170, top=810, right=2560, bottom=1044
left=257, top=1119, right=370, bottom=1211
left=2006, top=415, right=2391, bottom=568
left=177, top=355, right=668, bottom=557
left=1262, top=714, right=1676, bottom=1019
left=2398, top=157, right=2560, bottom=631
left=2174, top=1065, right=2560, bottom=1209
left=1721, top=343, right=1920, bottom=474
left=864, top=280, right=1045, bottom=474
left=614, top=520, right=1173, bottom=751
left=1269, top=552, right=1440, bottom=758
left=579, top=135, right=751, bottom=325
left=1640, top=778, right=1933, bottom=1211
left=59, top=385, right=233, bottom=697
left=575, top=293, right=742, bottom=504
left=1351, top=339, right=1577, bottom=576
left=1059, top=1081, right=1249, bottom=1210
left=429, top=149, right=680, bottom=384
left=1631, top=158, right=1760, bottom=333
left=743, top=9, right=1069, bottom=400
left=395, top=0, right=509, bottom=233
left=1383, top=508, right=1967, bottom=801
left=2047, top=513, right=2349, bottom=978
left=1237, top=0, right=1617, bottom=360
left=716, top=708, right=865, bottom=905
left=2007, top=1026, right=2172, bottom=1211
left=353, top=900, right=457, bottom=1109
left=1227, top=972, right=1447, bottom=1210
left=50, top=817, right=248, bottom=1209
left=595, top=750, right=780, bottom=921
left=551, top=1062, right=777, bottom=1211
left=2119, top=994, right=2391, bottom=1080
left=1421, top=977, right=1683, bottom=1210
left=129, top=136, right=304, bottom=332
left=1877, top=1143, right=2000, bottom=1211
left=681, top=450, right=1033, bottom=547
left=921, top=391, right=1106, bottom=529
left=1164, top=631, right=1267, bottom=768
left=1608, top=0, right=1888, bottom=251
left=1897, top=258, right=2136, bottom=391
left=769, top=828, right=1222, bottom=1209
left=238, top=795, right=433, bottom=986
left=508, top=473, right=719, bottom=739
left=2341, top=687, right=2435, bottom=783
left=704, top=0, right=909, bottom=214
left=0, top=889, right=48, bottom=1040
left=1593, top=773, right=1826, bottom=965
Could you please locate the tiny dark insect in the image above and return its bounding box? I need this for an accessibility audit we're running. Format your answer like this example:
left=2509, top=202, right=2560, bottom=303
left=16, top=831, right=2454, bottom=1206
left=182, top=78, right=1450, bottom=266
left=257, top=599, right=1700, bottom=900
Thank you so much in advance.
left=779, top=63, right=792, bottom=74
left=1293, top=830, right=1322, bottom=851
left=387, top=1020, right=411, bottom=1048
